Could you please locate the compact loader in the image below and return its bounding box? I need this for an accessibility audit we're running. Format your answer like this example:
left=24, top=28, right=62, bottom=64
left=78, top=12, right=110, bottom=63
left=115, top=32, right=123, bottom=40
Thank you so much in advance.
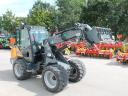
left=10, top=25, right=86, bottom=93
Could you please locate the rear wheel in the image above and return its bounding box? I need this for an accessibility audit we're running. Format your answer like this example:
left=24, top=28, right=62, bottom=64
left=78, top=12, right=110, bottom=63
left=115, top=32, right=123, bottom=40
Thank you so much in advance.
left=68, top=59, right=86, bottom=82
left=13, top=59, right=31, bottom=80
left=42, top=65, right=68, bottom=93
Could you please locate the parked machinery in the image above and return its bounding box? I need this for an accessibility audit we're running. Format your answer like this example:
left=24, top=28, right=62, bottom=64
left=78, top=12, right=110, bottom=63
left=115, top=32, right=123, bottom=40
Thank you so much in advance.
left=116, top=43, right=128, bottom=64
left=0, top=35, right=9, bottom=49
left=0, top=34, right=16, bottom=49
left=56, top=23, right=120, bottom=59
left=92, top=27, right=123, bottom=52
left=76, top=26, right=122, bottom=59
left=10, top=25, right=86, bottom=93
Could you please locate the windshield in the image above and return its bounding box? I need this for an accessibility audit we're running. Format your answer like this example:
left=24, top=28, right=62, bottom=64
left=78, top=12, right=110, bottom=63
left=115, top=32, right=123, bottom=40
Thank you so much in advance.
left=30, top=28, right=49, bottom=43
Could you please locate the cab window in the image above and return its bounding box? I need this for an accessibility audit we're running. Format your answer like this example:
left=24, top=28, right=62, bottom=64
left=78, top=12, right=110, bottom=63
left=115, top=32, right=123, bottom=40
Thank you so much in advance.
left=20, top=28, right=30, bottom=48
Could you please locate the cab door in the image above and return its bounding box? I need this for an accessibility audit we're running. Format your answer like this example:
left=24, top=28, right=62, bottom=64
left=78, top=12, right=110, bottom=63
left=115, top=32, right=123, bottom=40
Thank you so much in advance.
left=20, top=28, right=33, bottom=62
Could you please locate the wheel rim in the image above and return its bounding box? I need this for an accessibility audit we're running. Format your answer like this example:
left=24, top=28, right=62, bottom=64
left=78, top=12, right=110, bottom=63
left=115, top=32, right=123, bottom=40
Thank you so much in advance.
left=44, top=71, right=57, bottom=89
left=14, top=64, right=24, bottom=77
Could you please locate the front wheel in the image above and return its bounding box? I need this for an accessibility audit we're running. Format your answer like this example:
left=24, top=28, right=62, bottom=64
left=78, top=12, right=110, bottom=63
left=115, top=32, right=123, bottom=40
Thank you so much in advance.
left=13, top=59, right=31, bottom=80
left=42, top=65, right=68, bottom=93
left=68, top=59, right=86, bottom=82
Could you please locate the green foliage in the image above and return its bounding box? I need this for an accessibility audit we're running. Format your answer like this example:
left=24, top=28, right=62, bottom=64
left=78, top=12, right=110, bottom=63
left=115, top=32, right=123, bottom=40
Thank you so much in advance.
left=56, top=0, right=85, bottom=30
left=0, top=10, right=24, bottom=34
left=80, top=0, right=128, bottom=36
left=0, top=16, right=2, bottom=28
left=2, top=10, right=16, bottom=33
left=27, top=0, right=56, bottom=31
left=117, top=0, right=128, bottom=35
left=0, top=0, right=128, bottom=36
left=80, top=1, right=113, bottom=26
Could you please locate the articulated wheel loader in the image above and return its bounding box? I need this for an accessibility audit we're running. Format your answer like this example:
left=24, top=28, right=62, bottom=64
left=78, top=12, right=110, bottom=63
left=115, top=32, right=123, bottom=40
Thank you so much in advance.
left=10, top=24, right=86, bottom=93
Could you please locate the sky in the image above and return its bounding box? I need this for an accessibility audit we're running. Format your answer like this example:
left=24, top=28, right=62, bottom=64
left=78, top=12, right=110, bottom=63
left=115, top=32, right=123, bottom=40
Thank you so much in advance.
left=0, top=0, right=56, bottom=17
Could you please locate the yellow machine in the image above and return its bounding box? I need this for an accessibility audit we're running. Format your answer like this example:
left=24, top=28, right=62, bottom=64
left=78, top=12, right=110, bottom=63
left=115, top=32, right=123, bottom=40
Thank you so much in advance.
left=116, top=43, right=128, bottom=64
left=11, top=46, right=23, bottom=59
left=121, top=43, right=128, bottom=52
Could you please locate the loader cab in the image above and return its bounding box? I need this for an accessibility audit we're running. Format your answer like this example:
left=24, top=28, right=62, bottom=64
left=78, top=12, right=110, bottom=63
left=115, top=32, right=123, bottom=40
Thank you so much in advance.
left=17, top=25, right=49, bottom=63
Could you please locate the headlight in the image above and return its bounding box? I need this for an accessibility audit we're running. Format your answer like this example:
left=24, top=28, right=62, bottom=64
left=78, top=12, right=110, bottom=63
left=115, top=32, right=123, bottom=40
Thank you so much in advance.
left=47, top=52, right=52, bottom=57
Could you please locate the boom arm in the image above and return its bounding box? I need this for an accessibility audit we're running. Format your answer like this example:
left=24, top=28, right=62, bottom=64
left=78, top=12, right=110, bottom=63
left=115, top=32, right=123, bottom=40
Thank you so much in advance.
left=48, top=29, right=81, bottom=45
left=47, top=23, right=111, bottom=46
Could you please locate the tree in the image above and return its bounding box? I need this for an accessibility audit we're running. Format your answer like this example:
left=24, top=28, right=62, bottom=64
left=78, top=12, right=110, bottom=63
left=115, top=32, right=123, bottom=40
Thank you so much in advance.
left=117, top=0, right=128, bottom=35
left=27, top=0, right=56, bottom=32
left=56, top=0, right=86, bottom=30
left=0, top=16, right=2, bottom=28
left=80, top=1, right=114, bottom=26
left=2, top=10, right=17, bottom=34
left=80, top=0, right=128, bottom=39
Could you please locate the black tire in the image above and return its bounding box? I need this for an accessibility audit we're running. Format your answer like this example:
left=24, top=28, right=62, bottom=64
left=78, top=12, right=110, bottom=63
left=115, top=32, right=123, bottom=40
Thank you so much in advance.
left=122, top=62, right=127, bottom=65
left=42, top=65, right=68, bottom=93
left=68, top=59, right=86, bottom=82
left=13, top=59, right=32, bottom=80
left=36, top=70, right=42, bottom=75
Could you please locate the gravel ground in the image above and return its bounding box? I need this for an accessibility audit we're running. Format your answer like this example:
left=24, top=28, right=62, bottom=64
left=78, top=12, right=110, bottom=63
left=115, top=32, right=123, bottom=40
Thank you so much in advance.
left=0, top=50, right=128, bottom=96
